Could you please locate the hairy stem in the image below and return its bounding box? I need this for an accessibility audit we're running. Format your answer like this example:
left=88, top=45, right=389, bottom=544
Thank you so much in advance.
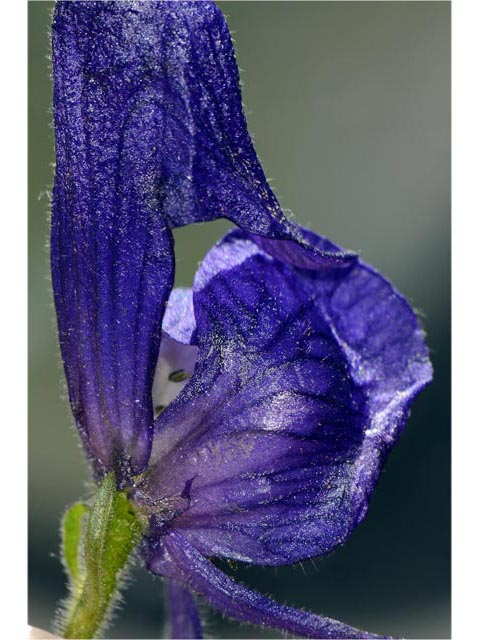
left=60, top=473, right=141, bottom=639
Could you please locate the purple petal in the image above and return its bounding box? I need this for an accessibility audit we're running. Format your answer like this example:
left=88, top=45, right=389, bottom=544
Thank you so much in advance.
left=162, top=288, right=196, bottom=345
left=52, top=3, right=177, bottom=478
left=52, top=0, right=346, bottom=480
left=165, top=579, right=203, bottom=640
left=145, top=531, right=386, bottom=639
left=52, top=0, right=354, bottom=271
left=133, top=231, right=432, bottom=564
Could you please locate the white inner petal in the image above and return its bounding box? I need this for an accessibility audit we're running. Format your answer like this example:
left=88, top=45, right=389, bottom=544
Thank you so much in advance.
left=152, top=333, right=198, bottom=414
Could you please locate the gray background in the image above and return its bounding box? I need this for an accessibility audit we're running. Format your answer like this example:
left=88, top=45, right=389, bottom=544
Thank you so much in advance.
left=29, top=1, right=450, bottom=638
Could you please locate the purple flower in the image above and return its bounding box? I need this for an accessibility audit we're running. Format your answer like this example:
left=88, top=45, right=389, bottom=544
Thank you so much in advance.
left=135, top=228, right=431, bottom=638
left=51, top=1, right=432, bottom=638
left=51, top=0, right=355, bottom=482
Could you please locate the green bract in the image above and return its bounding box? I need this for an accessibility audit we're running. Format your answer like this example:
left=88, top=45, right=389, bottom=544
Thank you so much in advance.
left=59, top=474, right=142, bottom=639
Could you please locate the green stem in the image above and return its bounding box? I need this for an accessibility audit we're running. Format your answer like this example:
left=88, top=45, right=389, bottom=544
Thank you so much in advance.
left=60, top=473, right=142, bottom=639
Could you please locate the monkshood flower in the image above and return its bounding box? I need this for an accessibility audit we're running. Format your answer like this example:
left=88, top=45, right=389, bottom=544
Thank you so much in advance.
left=49, top=1, right=432, bottom=639
left=51, top=0, right=355, bottom=484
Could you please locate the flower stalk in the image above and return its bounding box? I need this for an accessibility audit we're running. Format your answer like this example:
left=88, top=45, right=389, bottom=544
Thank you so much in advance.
left=59, top=474, right=142, bottom=640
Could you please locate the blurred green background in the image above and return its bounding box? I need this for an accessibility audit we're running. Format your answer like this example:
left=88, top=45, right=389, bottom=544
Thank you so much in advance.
left=29, top=1, right=450, bottom=638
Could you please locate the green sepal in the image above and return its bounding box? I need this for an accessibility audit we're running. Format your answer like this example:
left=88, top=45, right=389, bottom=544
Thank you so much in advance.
left=61, top=473, right=142, bottom=639
left=61, top=501, right=88, bottom=591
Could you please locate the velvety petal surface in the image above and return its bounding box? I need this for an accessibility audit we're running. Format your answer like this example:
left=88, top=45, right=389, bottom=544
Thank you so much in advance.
left=51, top=0, right=356, bottom=477
left=165, top=579, right=203, bottom=640
left=145, top=531, right=385, bottom=639
left=134, top=231, right=432, bottom=564
left=54, top=0, right=355, bottom=270
left=52, top=2, right=178, bottom=478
